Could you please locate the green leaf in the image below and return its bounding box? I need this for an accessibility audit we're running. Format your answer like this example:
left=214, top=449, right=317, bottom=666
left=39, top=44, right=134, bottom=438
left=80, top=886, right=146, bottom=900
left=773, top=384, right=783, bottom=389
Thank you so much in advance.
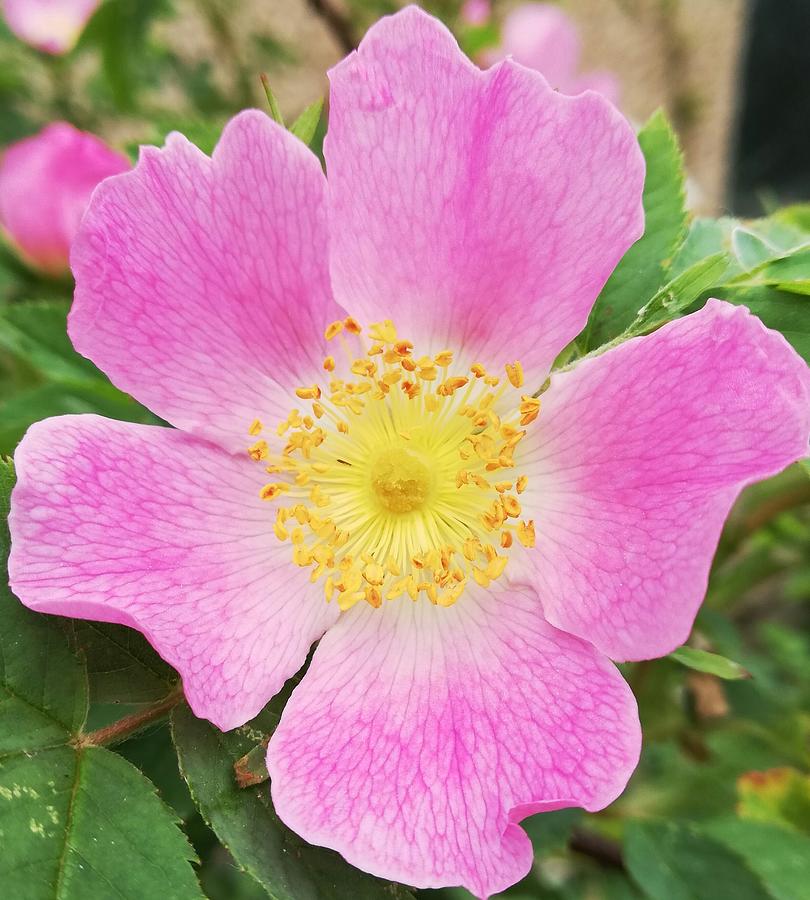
left=732, top=228, right=780, bottom=270
left=670, top=646, right=751, bottom=680
left=583, top=110, right=688, bottom=349
left=0, top=746, right=203, bottom=900
left=728, top=247, right=810, bottom=296
left=0, top=463, right=203, bottom=899
left=290, top=98, right=324, bottom=146
left=172, top=702, right=415, bottom=900
left=702, top=819, right=810, bottom=900
left=625, top=253, right=729, bottom=337
left=64, top=621, right=177, bottom=705
left=0, top=382, right=156, bottom=456
left=0, top=301, right=98, bottom=384
left=625, top=821, right=771, bottom=900
left=669, top=217, right=739, bottom=277
left=260, top=74, right=285, bottom=126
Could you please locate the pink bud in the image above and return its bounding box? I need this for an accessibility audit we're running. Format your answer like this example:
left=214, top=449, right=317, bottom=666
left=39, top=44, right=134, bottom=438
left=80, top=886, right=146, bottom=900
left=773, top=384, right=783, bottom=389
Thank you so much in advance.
left=2, top=0, right=102, bottom=55
left=0, top=123, right=129, bottom=276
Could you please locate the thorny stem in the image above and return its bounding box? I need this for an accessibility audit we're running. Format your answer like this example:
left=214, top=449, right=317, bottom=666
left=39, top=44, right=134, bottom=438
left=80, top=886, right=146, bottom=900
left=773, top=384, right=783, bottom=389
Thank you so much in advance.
left=75, top=685, right=185, bottom=748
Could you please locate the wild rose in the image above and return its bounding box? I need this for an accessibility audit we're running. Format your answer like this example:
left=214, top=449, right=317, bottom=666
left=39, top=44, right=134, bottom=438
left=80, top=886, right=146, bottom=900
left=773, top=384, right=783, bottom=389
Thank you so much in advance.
left=0, top=122, right=129, bottom=276
left=486, top=2, right=620, bottom=105
left=2, top=0, right=101, bottom=54
left=8, top=7, right=810, bottom=898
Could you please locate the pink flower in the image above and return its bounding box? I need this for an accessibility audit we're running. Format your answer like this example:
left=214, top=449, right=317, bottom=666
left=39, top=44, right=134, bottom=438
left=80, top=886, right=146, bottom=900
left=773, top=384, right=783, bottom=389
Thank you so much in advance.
left=2, top=0, right=101, bottom=54
left=487, top=3, right=620, bottom=105
left=8, top=7, right=810, bottom=897
left=460, top=0, right=491, bottom=27
left=0, top=122, right=129, bottom=276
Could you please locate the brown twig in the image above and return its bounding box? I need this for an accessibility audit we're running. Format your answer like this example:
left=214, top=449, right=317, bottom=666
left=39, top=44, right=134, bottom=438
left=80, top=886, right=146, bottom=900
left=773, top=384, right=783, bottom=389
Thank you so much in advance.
left=74, top=685, right=185, bottom=748
left=307, top=0, right=357, bottom=54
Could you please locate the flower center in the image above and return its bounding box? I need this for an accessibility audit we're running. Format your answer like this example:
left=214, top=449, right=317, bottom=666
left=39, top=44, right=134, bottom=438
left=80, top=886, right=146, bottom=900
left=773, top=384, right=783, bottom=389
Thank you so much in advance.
left=370, top=447, right=432, bottom=513
left=246, top=317, right=540, bottom=612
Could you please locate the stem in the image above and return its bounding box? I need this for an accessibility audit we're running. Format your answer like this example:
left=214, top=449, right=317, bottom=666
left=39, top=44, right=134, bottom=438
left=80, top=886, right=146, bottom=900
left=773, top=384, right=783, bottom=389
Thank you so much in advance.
left=76, top=685, right=184, bottom=748
left=307, top=0, right=357, bottom=54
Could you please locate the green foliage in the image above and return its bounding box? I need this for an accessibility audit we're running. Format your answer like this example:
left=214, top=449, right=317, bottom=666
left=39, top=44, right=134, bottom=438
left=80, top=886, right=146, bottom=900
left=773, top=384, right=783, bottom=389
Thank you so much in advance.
left=290, top=98, right=324, bottom=146
left=80, top=0, right=171, bottom=111
left=625, top=821, right=771, bottom=900
left=0, top=300, right=158, bottom=455
left=583, top=110, right=688, bottom=349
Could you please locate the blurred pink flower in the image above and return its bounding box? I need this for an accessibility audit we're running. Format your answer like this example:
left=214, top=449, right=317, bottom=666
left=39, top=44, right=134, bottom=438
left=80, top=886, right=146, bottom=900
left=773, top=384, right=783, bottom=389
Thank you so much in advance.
left=8, top=7, right=810, bottom=897
left=0, top=122, right=129, bottom=275
left=2, top=0, right=101, bottom=54
left=460, top=0, right=490, bottom=27
left=487, top=2, right=620, bottom=105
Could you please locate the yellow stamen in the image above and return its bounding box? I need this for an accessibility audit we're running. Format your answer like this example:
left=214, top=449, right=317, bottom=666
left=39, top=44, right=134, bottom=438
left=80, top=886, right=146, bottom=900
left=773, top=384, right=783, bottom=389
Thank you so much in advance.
left=325, top=320, right=343, bottom=340
left=245, top=318, right=540, bottom=611
left=505, top=361, right=524, bottom=388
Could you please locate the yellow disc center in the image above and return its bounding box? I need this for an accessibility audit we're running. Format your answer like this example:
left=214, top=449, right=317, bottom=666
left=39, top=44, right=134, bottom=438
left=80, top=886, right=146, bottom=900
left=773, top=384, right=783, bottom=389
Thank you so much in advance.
left=370, top=447, right=432, bottom=513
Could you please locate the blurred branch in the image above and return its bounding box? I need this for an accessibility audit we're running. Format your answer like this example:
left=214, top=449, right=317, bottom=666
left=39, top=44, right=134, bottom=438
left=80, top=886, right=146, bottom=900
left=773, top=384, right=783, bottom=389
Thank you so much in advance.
left=200, top=0, right=255, bottom=108
left=307, top=0, right=357, bottom=53
left=569, top=828, right=625, bottom=869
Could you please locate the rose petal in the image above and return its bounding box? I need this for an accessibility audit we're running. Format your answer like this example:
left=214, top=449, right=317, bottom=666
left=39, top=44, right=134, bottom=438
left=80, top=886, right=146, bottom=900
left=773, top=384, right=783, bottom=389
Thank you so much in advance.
left=9, top=415, right=338, bottom=730
left=70, top=110, right=343, bottom=452
left=518, top=300, right=810, bottom=661
left=325, top=6, right=643, bottom=380
left=267, top=585, right=639, bottom=897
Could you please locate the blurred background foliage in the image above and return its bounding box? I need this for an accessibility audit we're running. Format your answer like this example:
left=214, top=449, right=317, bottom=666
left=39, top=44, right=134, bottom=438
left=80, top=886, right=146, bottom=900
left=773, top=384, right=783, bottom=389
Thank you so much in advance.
left=1, top=2, right=809, bottom=900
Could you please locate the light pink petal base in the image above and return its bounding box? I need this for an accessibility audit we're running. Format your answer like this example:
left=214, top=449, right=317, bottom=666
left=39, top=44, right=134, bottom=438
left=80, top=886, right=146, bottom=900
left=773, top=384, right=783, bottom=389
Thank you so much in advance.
left=267, top=585, right=639, bottom=898
left=325, top=6, right=643, bottom=382
left=70, top=110, right=344, bottom=453
left=9, top=415, right=337, bottom=730
left=518, top=300, right=810, bottom=661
